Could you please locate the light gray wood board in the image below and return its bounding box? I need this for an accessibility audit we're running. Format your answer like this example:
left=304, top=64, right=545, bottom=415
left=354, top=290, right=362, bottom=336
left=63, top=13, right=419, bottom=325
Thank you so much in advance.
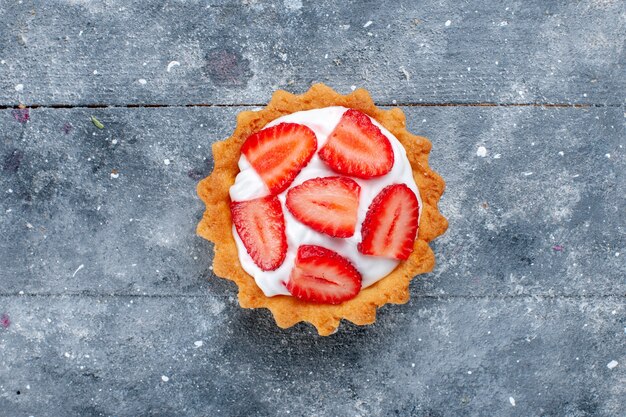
left=0, top=296, right=623, bottom=416
left=1, top=105, right=624, bottom=297
left=1, top=0, right=624, bottom=106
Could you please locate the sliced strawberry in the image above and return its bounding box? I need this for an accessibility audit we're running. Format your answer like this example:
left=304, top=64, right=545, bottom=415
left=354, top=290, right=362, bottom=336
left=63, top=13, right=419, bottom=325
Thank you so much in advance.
left=230, top=195, right=287, bottom=271
left=318, top=109, right=394, bottom=178
left=287, top=245, right=362, bottom=304
left=241, top=122, right=317, bottom=194
left=358, top=184, right=419, bottom=260
left=286, top=176, right=361, bottom=238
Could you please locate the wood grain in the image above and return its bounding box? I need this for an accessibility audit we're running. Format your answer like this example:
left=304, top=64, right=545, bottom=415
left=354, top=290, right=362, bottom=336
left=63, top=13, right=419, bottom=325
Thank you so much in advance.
left=0, top=0, right=624, bottom=106
left=1, top=105, right=623, bottom=297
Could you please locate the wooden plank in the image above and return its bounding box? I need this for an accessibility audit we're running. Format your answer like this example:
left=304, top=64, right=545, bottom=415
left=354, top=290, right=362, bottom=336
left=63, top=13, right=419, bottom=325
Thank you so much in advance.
left=0, top=0, right=624, bottom=106
left=0, top=105, right=623, bottom=296
left=0, top=296, right=623, bottom=415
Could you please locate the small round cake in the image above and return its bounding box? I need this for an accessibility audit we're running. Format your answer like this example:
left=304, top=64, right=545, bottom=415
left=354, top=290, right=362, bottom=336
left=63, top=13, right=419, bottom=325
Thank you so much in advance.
left=197, top=84, right=447, bottom=335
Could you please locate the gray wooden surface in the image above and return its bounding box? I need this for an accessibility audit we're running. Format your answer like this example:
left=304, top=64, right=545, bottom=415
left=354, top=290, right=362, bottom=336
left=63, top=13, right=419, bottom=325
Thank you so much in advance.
left=1, top=0, right=624, bottom=106
left=0, top=1, right=624, bottom=416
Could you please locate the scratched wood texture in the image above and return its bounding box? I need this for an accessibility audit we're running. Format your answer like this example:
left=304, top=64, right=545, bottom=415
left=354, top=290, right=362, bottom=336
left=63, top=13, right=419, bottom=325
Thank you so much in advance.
left=0, top=1, right=624, bottom=416
left=0, top=0, right=624, bottom=106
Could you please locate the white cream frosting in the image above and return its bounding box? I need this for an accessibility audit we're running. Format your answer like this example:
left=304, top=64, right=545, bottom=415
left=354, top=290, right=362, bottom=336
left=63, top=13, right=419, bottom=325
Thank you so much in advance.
left=229, top=106, right=422, bottom=297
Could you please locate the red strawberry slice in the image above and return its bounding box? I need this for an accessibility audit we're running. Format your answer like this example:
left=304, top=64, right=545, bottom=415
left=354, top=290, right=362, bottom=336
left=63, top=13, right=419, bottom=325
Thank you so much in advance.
left=286, top=176, right=361, bottom=238
left=358, top=184, right=419, bottom=260
left=318, top=109, right=394, bottom=178
left=287, top=245, right=362, bottom=304
left=241, top=122, right=317, bottom=194
left=230, top=195, right=287, bottom=271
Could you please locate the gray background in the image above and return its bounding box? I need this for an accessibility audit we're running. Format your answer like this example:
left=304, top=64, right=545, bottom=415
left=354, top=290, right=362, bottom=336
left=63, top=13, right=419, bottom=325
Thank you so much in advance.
left=0, top=1, right=624, bottom=416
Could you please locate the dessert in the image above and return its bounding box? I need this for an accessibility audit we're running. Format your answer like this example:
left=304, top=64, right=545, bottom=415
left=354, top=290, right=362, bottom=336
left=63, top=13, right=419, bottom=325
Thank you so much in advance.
left=197, top=83, right=447, bottom=335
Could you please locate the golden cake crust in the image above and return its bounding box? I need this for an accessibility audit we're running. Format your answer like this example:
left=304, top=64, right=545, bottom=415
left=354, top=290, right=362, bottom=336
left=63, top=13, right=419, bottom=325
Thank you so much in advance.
left=197, top=83, right=447, bottom=335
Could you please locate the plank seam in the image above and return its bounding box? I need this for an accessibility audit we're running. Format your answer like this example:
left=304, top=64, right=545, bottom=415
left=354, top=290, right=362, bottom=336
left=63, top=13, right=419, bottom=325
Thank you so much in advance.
left=0, top=293, right=623, bottom=299
left=0, top=102, right=623, bottom=110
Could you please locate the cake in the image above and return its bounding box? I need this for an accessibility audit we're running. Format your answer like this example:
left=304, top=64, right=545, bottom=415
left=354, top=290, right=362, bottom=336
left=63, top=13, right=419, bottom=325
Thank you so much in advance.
left=197, top=84, right=447, bottom=335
